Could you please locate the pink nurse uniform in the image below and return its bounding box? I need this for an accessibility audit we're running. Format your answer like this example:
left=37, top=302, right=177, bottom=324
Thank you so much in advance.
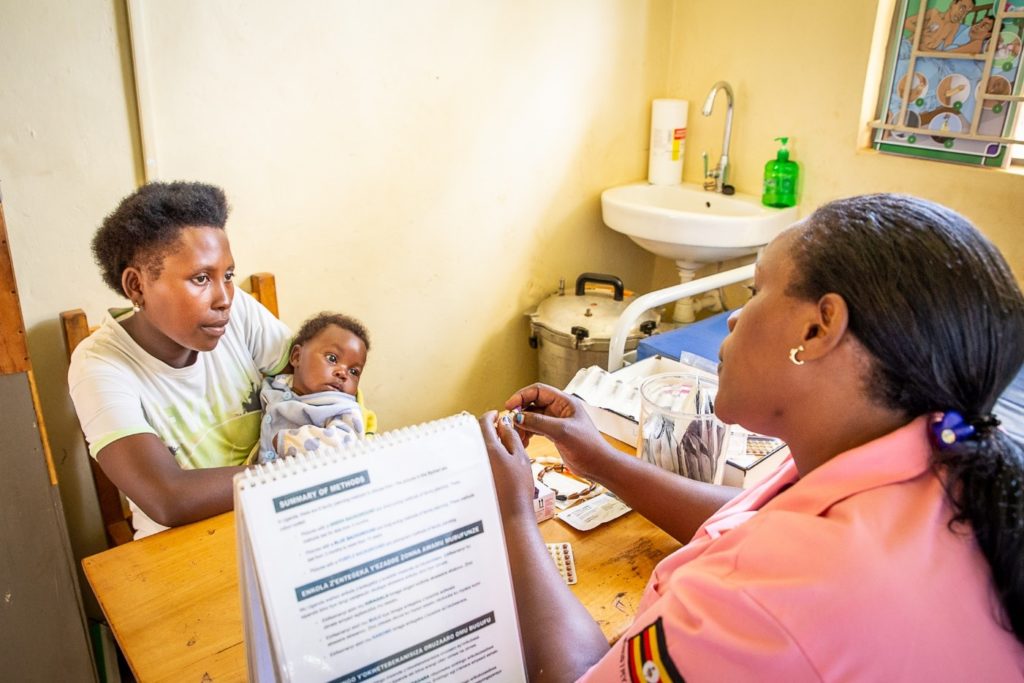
left=579, top=416, right=1024, bottom=682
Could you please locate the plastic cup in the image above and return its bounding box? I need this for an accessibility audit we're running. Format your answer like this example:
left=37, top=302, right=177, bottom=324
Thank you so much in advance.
left=638, top=372, right=728, bottom=484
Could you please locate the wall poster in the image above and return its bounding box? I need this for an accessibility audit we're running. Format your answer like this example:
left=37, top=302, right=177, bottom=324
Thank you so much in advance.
left=875, top=0, right=1024, bottom=166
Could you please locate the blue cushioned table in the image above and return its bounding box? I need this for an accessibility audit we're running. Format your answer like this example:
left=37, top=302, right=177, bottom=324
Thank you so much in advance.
left=637, top=312, right=731, bottom=365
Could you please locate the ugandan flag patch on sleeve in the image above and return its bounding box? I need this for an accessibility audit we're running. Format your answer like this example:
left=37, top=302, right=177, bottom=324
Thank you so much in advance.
left=626, top=617, right=685, bottom=683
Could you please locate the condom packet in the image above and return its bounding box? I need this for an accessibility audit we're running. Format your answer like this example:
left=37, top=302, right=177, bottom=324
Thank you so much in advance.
left=556, top=493, right=631, bottom=531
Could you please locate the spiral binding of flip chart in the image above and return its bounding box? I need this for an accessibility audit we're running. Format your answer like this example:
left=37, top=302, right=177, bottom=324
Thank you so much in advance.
left=240, top=412, right=474, bottom=488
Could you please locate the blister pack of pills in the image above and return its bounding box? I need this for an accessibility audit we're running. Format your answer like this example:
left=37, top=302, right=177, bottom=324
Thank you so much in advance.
left=546, top=542, right=577, bottom=585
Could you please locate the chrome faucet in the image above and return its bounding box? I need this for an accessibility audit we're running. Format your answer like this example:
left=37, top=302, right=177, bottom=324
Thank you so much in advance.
left=701, top=81, right=735, bottom=194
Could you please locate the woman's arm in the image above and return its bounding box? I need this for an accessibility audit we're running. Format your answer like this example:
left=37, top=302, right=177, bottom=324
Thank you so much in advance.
left=480, top=414, right=608, bottom=681
left=96, top=434, right=242, bottom=527
left=507, top=384, right=739, bottom=543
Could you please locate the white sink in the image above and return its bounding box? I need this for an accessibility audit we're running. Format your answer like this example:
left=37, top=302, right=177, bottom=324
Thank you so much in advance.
left=601, top=182, right=799, bottom=268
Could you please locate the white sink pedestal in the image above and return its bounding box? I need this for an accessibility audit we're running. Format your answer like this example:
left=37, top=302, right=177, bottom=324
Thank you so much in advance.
left=671, top=262, right=725, bottom=324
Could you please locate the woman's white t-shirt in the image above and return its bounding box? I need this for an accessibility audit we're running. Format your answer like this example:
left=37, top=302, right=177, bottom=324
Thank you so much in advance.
left=68, top=289, right=291, bottom=539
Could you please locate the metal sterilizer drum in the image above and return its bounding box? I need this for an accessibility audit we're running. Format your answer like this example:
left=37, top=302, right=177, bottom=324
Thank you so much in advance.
left=529, top=273, right=660, bottom=389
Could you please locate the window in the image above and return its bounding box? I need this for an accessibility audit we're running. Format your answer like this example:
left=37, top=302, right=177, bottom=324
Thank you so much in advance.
left=872, top=0, right=1024, bottom=168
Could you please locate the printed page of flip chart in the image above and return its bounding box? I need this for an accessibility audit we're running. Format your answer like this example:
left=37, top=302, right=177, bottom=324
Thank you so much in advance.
left=234, top=413, right=526, bottom=683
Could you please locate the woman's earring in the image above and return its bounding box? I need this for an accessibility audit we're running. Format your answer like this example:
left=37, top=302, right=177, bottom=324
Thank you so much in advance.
left=788, top=345, right=805, bottom=366
left=132, top=301, right=142, bottom=313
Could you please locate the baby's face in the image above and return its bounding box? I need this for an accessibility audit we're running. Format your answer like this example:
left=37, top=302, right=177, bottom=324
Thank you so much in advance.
left=290, top=324, right=367, bottom=396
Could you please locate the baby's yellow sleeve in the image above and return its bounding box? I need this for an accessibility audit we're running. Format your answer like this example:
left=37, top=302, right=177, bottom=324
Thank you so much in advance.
left=356, top=388, right=378, bottom=436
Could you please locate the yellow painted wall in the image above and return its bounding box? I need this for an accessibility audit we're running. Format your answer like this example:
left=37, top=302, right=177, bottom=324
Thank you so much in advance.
left=668, top=0, right=1023, bottom=283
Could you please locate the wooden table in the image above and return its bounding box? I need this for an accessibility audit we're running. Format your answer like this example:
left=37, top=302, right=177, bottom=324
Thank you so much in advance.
left=83, top=438, right=679, bottom=682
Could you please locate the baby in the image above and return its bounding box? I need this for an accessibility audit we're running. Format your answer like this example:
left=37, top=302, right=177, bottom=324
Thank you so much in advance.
left=257, top=312, right=374, bottom=463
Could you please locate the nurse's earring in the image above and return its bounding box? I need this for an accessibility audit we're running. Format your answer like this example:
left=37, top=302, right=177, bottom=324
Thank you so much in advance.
left=132, top=301, right=143, bottom=313
left=789, top=345, right=805, bottom=366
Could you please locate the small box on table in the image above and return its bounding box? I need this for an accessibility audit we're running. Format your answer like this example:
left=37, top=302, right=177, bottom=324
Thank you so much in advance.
left=534, top=479, right=555, bottom=523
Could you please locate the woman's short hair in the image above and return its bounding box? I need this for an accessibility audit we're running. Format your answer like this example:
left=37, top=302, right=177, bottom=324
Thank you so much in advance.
left=92, top=181, right=229, bottom=295
left=293, top=312, right=371, bottom=352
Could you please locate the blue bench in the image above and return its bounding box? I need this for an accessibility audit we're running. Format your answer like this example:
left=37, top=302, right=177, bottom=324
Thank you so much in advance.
left=638, top=311, right=1024, bottom=443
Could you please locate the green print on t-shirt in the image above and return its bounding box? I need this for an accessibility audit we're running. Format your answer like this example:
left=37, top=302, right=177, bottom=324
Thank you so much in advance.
left=187, top=412, right=262, bottom=468
left=161, top=382, right=263, bottom=469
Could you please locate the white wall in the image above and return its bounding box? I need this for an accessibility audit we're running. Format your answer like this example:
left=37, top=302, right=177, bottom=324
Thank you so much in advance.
left=1, top=0, right=676, bottom=593
left=133, top=0, right=675, bottom=425
left=0, top=0, right=143, bottom=600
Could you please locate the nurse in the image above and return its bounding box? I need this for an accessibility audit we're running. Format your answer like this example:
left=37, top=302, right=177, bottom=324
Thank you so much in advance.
left=481, top=193, right=1024, bottom=680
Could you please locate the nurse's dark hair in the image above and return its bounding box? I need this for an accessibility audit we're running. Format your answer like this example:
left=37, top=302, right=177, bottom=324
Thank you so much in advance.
left=788, top=193, right=1024, bottom=643
left=92, top=181, right=229, bottom=295
left=293, top=312, right=371, bottom=352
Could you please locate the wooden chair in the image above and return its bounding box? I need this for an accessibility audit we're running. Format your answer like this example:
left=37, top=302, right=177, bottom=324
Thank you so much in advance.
left=61, top=273, right=279, bottom=547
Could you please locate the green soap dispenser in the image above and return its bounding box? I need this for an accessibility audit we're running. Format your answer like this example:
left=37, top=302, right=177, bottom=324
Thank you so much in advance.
left=762, top=137, right=799, bottom=208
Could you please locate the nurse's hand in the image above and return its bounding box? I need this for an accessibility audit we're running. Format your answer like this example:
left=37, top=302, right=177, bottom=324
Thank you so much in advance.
left=478, top=411, right=611, bottom=679
left=504, top=383, right=610, bottom=482
left=479, top=412, right=536, bottom=522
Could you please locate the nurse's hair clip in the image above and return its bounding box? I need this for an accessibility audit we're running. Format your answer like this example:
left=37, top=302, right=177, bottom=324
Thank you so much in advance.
left=930, top=410, right=1000, bottom=449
